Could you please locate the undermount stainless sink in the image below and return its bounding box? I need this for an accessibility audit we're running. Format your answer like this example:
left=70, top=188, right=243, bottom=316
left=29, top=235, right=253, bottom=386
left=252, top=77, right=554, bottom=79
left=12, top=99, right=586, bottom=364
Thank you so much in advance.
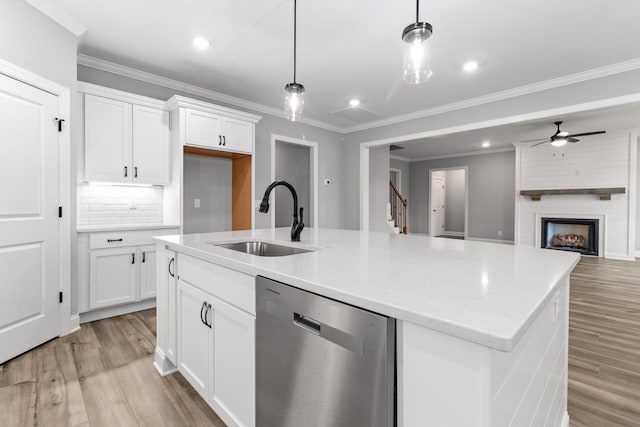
left=212, top=241, right=313, bottom=257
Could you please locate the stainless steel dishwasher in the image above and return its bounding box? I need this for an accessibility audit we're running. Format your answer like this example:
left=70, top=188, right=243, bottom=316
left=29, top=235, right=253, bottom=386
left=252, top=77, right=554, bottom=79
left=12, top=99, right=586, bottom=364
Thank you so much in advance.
left=256, top=276, right=396, bottom=427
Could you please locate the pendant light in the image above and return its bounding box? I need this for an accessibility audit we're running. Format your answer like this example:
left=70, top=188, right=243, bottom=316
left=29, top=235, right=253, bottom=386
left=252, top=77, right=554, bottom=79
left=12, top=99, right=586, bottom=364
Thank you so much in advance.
left=402, top=0, right=433, bottom=84
left=284, top=0, right=305, bottom=121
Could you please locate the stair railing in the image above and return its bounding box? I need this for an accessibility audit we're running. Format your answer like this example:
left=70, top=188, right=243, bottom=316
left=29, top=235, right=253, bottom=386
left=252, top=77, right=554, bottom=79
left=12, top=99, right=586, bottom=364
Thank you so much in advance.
left=389, top=181, right=408, bottom=234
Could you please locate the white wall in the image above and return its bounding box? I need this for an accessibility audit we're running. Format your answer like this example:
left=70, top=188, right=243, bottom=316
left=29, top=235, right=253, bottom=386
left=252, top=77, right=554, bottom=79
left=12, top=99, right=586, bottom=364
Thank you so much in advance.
left=183, top=155, right=232, bottom=234
left=444, top=169, right=466, bottom=234
left=274, top=142, right=311, bottom=227
left=516, top=132, right=636, bottom=259
left=410, top=151, right=515, bottom=241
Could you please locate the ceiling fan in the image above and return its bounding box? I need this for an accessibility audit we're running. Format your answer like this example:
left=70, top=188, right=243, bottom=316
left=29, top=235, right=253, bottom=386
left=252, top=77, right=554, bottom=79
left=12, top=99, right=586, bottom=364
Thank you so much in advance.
left=523, top=121, right=606, bottom=147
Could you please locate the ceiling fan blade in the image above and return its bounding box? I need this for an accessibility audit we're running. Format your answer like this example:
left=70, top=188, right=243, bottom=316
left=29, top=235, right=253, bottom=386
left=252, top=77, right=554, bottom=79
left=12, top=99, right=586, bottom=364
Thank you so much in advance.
left=567, top=137, right=580, bottom=143
left=530, top=140, right=550, bottom=147
left=521, top=138, right=549, bottom=143
left=567, top=131, right=606, bottom=138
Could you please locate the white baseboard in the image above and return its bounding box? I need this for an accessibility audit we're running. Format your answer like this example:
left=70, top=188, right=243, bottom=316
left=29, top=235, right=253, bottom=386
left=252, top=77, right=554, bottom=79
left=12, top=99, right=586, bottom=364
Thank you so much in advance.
left=68, top=314, right=80, bottom=334
left=79, top=298, right=156, bottom=324
left=605, top=253, right=637, bottom=261
left=560, top=412, right=570, bottom=427
left=443, top=230, right=464, bottom=237
left=154, top=347, right=178, bottom=376
left=466, top=237, right=515, bottom=245
left=635, top=250, right=640, bottom=259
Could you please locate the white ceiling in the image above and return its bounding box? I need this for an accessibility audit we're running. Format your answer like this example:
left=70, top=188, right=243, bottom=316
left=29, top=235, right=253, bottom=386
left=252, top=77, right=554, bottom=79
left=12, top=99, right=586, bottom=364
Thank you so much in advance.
left=392, top=102, right=640, bottom=160
left=55, top=0, right=640, bottom=129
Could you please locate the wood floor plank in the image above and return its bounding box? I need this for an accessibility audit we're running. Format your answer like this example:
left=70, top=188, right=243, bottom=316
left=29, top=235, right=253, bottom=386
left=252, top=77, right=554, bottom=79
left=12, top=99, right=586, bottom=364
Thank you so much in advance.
left=568, top=256, right=640, bottom=426
left=0, top=381, right=37, bottom=427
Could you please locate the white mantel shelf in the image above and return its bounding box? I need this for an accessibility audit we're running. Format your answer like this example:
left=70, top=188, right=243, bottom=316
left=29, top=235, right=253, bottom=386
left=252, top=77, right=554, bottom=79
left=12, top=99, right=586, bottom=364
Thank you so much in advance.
left=520, top=187, right=626, bottom=201
left=155, top=227, right=579, bottom=352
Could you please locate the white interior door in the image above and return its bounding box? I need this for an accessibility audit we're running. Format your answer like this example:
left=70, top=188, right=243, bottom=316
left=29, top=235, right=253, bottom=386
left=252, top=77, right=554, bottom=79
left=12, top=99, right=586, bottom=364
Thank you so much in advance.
left=431, top=176, right=446, bottom=237
left=0, top=73, right=60, bottom=363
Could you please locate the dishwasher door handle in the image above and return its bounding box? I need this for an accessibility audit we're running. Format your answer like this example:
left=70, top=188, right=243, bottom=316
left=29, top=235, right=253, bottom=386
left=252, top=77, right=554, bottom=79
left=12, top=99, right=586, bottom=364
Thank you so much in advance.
left=293, top=313, right=321, bottom=335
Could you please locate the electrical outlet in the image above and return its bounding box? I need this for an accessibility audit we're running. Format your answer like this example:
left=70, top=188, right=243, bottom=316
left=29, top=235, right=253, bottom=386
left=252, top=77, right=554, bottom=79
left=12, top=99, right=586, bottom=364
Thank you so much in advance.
left=128, top=201, right=137, bottom=210
left=194, top=199, right=200, bottom=208
left=255, top=200, right=262, bottom=209
left=324, top=179, right=331, bottom=186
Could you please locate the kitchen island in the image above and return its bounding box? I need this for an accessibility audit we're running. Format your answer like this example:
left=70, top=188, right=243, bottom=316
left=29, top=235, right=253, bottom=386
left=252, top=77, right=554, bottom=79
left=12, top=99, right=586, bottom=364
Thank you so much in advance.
left=153, top=228, right=579, bottom=427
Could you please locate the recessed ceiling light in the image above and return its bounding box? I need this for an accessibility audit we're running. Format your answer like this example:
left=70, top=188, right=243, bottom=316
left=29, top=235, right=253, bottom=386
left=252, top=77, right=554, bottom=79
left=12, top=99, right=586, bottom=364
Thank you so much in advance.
left=349, top=99, right=361, bottom=107
left=192, top=37, right=211, bottom=50
left=482, top=141, right=490, bottom=148
left=463, top=60, right=479, bottom=73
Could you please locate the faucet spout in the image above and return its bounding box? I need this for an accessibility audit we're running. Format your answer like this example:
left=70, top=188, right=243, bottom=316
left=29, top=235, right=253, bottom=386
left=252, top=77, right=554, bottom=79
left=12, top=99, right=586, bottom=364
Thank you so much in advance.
left=259, top=181, right=305, bottom=242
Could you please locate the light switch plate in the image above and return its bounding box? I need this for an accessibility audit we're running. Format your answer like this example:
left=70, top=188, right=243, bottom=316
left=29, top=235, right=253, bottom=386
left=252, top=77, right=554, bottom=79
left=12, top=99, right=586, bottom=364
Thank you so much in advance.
left=194, top=199, right=200, bottom=208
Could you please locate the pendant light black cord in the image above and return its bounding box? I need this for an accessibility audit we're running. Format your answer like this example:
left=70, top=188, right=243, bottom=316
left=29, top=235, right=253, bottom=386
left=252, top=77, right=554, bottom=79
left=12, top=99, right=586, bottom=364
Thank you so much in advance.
left=416, top=0, right=419, bottom=23
left=293, top=0, right=297, bottom=84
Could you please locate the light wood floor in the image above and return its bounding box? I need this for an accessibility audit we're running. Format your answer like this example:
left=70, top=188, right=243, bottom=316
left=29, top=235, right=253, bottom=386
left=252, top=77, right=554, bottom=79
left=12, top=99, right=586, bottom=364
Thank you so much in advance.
left=1, top=257, right=639, bottom=426
left=0, top=309, right=225, bottom=427
left=568, top=256, right=640, bottom=427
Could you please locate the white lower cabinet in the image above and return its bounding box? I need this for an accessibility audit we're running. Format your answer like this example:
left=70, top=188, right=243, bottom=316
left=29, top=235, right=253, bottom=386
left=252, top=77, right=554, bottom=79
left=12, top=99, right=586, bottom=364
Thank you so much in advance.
left=156, top=245, right=178, bottom=364
left=90, top=247, right=137, bottom=309
left=176, top=277, right=256, bottom=427
left=89, top=245, right=157, bottom=310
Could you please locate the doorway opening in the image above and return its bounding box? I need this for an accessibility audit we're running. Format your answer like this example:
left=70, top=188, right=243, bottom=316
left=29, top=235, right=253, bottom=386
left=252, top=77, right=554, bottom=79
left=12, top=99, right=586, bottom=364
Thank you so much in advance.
left=429, top=167, right=468, bottom=239
left=270, top=135, right=318, bottom=228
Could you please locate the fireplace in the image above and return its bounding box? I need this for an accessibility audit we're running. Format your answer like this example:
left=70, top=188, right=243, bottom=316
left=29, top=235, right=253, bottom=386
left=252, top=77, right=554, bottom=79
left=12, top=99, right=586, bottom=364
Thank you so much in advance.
left=541, top=217, right=599, bottom=256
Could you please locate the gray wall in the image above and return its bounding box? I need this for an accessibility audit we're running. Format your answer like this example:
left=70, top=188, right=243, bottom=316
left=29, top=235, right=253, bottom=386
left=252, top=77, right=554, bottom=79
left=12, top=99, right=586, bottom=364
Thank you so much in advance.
left=444, top=169, right=466, bottom=234
left=77, top=66, right=346, bottom=230
left=369, top=146, right=390, bottom=232
left=637, top=138, right=640, bottom=253
left=274, top=142, right=311, bottom=227
left=1, top=1, right=80, bottom=313
left=342, top=68, right=640, bottom=231
left=409, top=151, right=515, bottom=241
left=183, top=155, right=232, bottom=234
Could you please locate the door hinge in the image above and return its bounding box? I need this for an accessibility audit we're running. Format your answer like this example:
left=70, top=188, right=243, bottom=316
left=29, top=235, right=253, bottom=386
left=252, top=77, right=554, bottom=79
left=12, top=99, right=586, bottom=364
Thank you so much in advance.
left=59, top=292, right=63, bottom=303
left=58, top=206, right=63, bottom=218
left=54, top=117, right=65, bottom=132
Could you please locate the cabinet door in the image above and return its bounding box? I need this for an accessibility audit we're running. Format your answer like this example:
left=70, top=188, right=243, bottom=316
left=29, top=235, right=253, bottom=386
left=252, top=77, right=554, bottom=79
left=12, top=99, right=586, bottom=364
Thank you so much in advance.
left=177, top=279, right=212, bottom=399
left=185, top=109, right=222, bottom=149
left=222, top=118, right=253, bottom=154
left=132, top=105, right=170, bottom=184
left=139, top=245, right=157, bottom=300
left=89, top=247, right=137, bottom=309
left=84, top=94, right=132, bottom=182
left=211, top=295, right=256, bottom=427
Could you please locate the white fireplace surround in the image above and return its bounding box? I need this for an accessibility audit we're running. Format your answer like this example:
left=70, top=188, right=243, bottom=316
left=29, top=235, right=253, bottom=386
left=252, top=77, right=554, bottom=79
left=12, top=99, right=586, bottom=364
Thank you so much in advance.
left=514, top=131, right=637, bottom=261
left=534, top=213, right=605, bottom=256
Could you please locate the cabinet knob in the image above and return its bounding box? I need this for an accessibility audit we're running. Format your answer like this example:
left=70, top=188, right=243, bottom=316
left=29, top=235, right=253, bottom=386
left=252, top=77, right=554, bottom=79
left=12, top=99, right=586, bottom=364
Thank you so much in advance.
left=134, top=167, right=138, bottom=178
left=131, top=253, right=135, bottom=264
left=142, top=251, right=146, bottom=263
left=218, top=135, right=222, bottom=145
left=124, top=166, right=128, bottom=177
left=168, top=258, right=175, bottom=277
left=205, top=304, right=212, bottom=328
left=222, top=135, right=226, bottom=146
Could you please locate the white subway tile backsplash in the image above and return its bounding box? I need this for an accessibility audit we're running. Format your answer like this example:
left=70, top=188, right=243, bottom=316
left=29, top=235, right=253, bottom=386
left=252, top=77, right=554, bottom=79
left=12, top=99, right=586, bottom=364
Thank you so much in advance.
left=77, top=184, right=164, bottom=228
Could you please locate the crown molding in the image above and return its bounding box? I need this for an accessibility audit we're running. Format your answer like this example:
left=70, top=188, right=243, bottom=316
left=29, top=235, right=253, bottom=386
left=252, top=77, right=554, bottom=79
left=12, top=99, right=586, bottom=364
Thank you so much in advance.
left=77, top=54, right=343, bottom=133
left=77, top=81, right=168, bottom=110
left=166, top=95, right=262, bottom=123
left=343, top=57, right=640, bottom=134
left=25, top=0, right=87, bottom=36
left=78, top=54, right=640, bottom=136
left=408, top=146, right=515, bottom=163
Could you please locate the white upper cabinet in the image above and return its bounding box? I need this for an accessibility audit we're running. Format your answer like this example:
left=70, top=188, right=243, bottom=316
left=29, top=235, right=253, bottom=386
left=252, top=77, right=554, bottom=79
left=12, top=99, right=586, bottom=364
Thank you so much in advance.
left=221, top=117, right=253, bottom=153
left=185, top=109, right=222, bottom=148
left=132, top=105, right=170, bottom=184
left=82, top=84, right=171, bottom=185
left=85, top=94, right=132, bottom=183
left=167, top=95, right=261, bottom=155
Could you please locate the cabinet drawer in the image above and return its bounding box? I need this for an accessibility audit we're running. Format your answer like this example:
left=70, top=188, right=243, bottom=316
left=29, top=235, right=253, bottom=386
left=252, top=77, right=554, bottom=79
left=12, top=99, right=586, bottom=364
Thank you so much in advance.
left=178, top=255, right=255, bottom=315
left=89, top=228, right=179, bottom=249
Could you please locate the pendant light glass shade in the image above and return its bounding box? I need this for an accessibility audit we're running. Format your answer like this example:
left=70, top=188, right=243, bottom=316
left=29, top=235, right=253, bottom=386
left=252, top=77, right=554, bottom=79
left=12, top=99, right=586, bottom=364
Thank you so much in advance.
left=284, top=0, right=305, bottom=121
left=402, top=0, right=433, bottom=84
left=284, top=82, right=305, bottom=122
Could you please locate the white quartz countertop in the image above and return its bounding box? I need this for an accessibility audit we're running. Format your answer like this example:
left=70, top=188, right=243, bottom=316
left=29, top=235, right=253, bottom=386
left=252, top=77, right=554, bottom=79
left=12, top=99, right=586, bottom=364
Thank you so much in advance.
left=77, top=224, right=180, bottom=233
left=155, top=228, right=580, bottom=351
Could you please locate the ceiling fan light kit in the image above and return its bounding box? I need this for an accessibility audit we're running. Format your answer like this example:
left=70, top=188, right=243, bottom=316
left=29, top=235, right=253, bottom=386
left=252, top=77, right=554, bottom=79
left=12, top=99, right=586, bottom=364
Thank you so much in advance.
left=402, top=0, right=434, bottom=84
left=284, top=0, right=305, bottom=121
left=527, top=121, right=606, bottom=147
